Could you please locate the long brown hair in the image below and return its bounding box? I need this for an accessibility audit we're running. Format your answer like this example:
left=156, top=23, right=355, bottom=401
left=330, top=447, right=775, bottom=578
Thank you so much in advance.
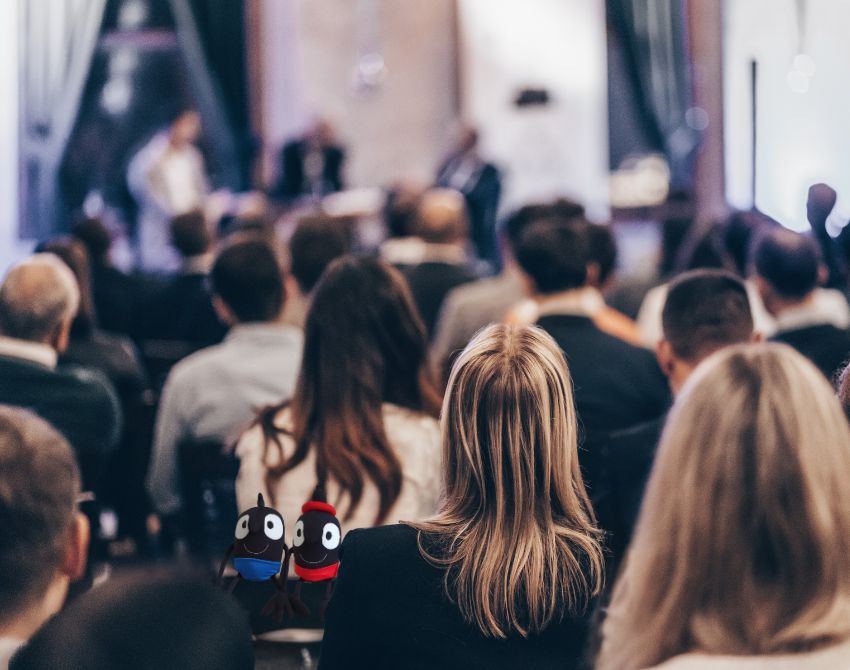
left=259, top=256, right=440, bottom=524
left=412, top=324, right=604, bottom=638
left=599, top=344, right=850, bottom=669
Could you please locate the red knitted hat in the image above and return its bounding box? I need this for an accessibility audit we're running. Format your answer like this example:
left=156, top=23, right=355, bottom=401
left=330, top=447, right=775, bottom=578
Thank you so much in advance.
left=302, top=500, right=336, bottom=515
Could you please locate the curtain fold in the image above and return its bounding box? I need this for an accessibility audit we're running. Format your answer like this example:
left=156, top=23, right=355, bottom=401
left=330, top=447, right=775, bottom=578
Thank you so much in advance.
left=608, top=0, right=699, bottom=189
left=20, top=0, right=106, bottom=238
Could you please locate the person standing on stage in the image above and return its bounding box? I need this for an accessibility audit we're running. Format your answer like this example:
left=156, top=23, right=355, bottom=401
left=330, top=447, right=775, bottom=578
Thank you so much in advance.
left=128, top=111, right=210, bottom=272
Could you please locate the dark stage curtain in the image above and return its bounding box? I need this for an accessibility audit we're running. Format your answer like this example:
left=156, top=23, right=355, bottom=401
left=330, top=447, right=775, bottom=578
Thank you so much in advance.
left=607, top=0, right=699, bottom=189
left=186, top=0, right=253, bottom=190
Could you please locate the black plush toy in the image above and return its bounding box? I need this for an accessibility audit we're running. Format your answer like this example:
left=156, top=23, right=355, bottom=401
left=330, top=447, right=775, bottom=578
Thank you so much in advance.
left=289, top=489, right=342, bottom=618
left=217, top=493, right=294, bottom=619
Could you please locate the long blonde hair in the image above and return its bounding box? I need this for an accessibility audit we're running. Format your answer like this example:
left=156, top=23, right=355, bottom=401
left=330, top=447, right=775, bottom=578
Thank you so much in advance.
left=410, top=324, right=604, bottom=638
left=599, top=343, right=850, bottom=669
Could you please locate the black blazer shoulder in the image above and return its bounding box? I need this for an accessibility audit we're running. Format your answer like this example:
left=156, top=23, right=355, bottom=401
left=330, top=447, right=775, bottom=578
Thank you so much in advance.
left=320, top=524, right=594, bottom=670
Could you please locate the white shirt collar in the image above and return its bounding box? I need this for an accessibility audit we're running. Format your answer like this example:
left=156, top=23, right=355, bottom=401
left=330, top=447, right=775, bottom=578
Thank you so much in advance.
left=0, top=336, right=58, bottom=369
left=536, top=286, right=606, bottom=319
left=775, top=289, right=849, bottom=332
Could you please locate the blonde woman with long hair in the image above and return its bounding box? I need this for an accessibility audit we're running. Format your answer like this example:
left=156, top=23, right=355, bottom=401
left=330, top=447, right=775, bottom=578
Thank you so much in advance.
left=598, top=343, right=850, bottom=669
left=319, top=324, right=604, bottom=670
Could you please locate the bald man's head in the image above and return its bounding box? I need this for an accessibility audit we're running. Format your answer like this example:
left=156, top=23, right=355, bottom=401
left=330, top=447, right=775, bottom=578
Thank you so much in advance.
left=0, top=254, right=80, bottom=347
left=415, top=188, right=468, bottom=245
left=754, top=228, right=820, bottom=301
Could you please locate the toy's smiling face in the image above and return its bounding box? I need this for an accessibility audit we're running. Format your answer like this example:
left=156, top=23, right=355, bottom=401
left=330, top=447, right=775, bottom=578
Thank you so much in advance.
left=292, top=507, right=341, bottom=569
left=232, top=504, right=286, bottom=563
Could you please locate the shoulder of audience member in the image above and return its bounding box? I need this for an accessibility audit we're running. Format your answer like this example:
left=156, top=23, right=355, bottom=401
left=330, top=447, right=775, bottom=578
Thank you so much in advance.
left=340, top=524, right=421, bottom=576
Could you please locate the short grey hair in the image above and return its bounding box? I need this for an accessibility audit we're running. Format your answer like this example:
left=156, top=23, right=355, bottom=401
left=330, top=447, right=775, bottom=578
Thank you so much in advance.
left=0, top=254, right=80, bottom=343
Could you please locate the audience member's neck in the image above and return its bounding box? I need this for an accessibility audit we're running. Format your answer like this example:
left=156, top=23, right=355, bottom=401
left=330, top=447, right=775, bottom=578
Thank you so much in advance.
left=181, top=252, right=213, bottom=275
left=767, top=291, right=816, bottom=318
left=0, top=580, right=67, bottom=642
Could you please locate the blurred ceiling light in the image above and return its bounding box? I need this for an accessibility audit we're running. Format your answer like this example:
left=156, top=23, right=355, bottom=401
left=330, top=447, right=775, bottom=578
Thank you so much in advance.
left=684, top=106, right=709, bottom=131
left=109, top=48, right=138, bottom=76
left=100, top=77, right=133, bottom=115
left=786, top=67, right=810, bottom=94
left=793, top=53, right=816, bottom=77
left=118, top=0, right=147, bottom=30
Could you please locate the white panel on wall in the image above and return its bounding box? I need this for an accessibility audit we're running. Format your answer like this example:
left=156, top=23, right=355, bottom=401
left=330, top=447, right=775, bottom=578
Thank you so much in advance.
left=0, top=0, right=32, bottom=273
left=259, top=0, right=458, bottom=189
left=724, top=0, right=850, bottom=231
left=458, top=0, right=610, bottom=220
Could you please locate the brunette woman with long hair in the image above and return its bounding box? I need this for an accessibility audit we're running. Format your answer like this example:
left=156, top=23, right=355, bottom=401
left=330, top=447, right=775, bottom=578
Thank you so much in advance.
left=235, top=256, right=442, bottom=532
left=319, top=324, right=604, bottom=670
left=598, top=344, right=850, bottom=670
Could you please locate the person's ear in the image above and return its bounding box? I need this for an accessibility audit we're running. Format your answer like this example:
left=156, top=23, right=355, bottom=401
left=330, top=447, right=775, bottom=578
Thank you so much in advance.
left=51, top=317, right=73, bottom=354
left=62, top=512, right=90, bottom=581
left=283, top=273, right=301, bottom=300
left=656, top=339, right=676, bottom=378
left=817, top=263, right=829, bottom=286
left=212, top=295, right=237, bottom=327
left=585, top=262, right=601, bottom=289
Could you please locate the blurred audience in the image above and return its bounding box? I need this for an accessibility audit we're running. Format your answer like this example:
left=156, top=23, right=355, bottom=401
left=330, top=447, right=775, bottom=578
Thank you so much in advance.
left=755, top=227, right=850, bottom=381
left=136, top=209, right=226, bottom=348
left=237, top=256, right=441, bottom=534
left=36, top=238, right=147, bottom=400
left=147, top=237, right=302, bottom=521
left=0, top=408, right=89, bottom=670
left=430, top=203, right=550, bottom=383
left=400, top=188, right=478, bottom=337
left=435, top=124, right=501, bottom=267
left=281, top=214, right=353, bottom=329
left=0, top=255, right=121, bottom=491
left=379, top=182, right=427, bottom=266
left=71, top=217, right=140, bottom=337
left=636, top=215, right=775, bottom=346
left=320, top=325, right=603, bottom=669
left=599, top=344, right=850, bottom=669
left=602, top=270, right=755, bottom=568
left=515, top=219, right=669, bottom=497
left=12, top=577, right=254, bottom=670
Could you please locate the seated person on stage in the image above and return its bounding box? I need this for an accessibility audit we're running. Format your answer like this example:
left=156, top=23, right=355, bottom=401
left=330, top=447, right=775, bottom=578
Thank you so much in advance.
left=603, top=270, right=756, bottom=569
left=400, top=189, right=479, bottom=338
left=281, top=214, right=352, bottom=330
left=515, top=219, right=669, bottom=497
left=320, top=325, right=604, bottom=670
left=0, top=407, right=89, bottom=669
left=755, top=227, right=850, bottom=381
left=276, top=119, right=345, bottom=202
left=146, top=237, right=303, bottom=524
left=0, top=255, right=121, bottom=492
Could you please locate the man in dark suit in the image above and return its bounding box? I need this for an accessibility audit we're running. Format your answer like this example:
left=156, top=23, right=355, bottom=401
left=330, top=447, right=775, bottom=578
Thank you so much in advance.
left=755, top=227, right=850, bottom=381
left=0, top=255, right=121, bottom=491
left=276, top=119, right=345, bottom=202
left=515, top=219, right=670, bottom=507
left=436, top=125, right=501, bottom=267
left=401, top=189, right=479, bottom=337
left=603, top=270, right=756, bottom=570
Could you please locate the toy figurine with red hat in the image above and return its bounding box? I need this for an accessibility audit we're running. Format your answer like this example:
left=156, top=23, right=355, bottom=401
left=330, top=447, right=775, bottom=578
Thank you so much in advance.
left=289, top=485, right=342, bottom=618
